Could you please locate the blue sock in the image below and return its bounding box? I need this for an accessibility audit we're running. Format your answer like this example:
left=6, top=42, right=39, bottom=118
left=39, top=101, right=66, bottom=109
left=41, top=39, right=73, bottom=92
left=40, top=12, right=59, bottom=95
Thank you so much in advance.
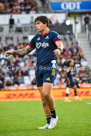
left=46, top=115, right=51, bottom=124
left=51, top=109, right=56, bottom=118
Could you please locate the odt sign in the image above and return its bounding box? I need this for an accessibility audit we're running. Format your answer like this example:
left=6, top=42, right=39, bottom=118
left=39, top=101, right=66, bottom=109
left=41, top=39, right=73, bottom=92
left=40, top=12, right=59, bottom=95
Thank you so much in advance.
left=50, top=1, right=91, bottom=12
left=61, top=2, right=81, bottom=10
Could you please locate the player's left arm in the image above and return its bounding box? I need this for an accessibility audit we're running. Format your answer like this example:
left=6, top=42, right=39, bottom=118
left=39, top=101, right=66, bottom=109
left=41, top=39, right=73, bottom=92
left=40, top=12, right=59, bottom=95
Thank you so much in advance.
left=54, top=40, right=63, bottom=58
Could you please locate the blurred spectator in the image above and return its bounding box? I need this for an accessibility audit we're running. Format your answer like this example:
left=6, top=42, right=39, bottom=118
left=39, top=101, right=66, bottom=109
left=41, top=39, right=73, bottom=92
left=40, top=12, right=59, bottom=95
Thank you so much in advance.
left=17, top=70, right=24, bottom=85
left=23, top=67, right=29, bottom=76
left=5, top=3, right=12, bottom=14
left=61, top=20, right=66, bottom=25
left=5, top=80, right=12, bottom=86
left=30, top=16, right=35, bottom=32
left=8, top=40, right=15, bottom=48
left=9, top=15, right=15, bottom=33
left=30, top=0, right=38, bottom=13
left=26, top=3, right=31, bottom=14
left=0, top=2, right=5, bottom=14
left=84, top=66, right=90, bottom=75
left=84, top=14, right=90, bottom=26
left=81, top=56, right=88, bottom=68
left=88, top=72, right=91, bottom=83
left=0, top=80, right=4, bottom=90
left=15, top=19, right=22, bottom=32
left=4, top=43, right=9, bottom=52
left=64, top=47, right=72, bottom=58
left=14, top=74, right=19, bottom=86
left=31, top=78, right=36, bottom=85
left=30, top=16, right=34, bottom=24
left=0, top=45, right=4, bottom=56
left=29, top=67, right=35, bottom=85
left=0, top=72, right=4, bottom=83
left=84, top=14, right=90, bottom=31
left=20, top=2, right=25, bottom=14
left=40, top=0, right=46, bottom=8
left=55, top=19, right=60, bottom=25
left=2, top=64, right=9, bottom=75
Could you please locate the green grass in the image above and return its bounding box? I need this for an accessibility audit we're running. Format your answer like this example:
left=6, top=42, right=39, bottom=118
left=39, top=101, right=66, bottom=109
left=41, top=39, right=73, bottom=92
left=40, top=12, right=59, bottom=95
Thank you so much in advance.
left=0, top=100, right=91, bottom=136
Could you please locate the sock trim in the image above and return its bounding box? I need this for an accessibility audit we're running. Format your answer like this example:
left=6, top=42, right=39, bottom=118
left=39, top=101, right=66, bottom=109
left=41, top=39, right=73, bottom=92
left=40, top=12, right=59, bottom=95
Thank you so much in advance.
left=46, top=115, right=51, bottom=118
left=51, top=109, right=55, bottom=112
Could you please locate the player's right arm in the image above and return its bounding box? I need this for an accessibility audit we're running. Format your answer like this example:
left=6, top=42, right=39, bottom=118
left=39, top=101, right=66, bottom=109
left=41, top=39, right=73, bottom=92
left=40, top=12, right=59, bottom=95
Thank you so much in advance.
left=5, top=45, right=34, bottom=57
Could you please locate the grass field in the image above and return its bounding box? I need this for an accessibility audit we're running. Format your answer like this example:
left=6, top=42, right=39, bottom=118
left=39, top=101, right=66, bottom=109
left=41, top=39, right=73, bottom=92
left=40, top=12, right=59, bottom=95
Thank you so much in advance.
left=0, top=99, right=91, bottom=136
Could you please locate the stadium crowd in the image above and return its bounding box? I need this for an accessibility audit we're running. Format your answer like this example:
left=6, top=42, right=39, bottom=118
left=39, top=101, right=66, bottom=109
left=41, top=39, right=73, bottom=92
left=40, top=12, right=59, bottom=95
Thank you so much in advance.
left=0, top=0, right=38, bottom=14
left=0, top=37, right=91, bottom=90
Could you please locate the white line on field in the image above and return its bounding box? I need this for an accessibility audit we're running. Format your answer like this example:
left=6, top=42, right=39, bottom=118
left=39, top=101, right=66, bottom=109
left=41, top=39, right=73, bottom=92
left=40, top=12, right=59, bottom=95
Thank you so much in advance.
left=87, top=103, right=91, bottom=104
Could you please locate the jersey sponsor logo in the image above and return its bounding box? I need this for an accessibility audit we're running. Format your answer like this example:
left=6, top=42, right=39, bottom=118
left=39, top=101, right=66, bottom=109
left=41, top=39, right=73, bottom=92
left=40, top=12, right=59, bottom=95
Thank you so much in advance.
left=45, top=36, right=49, bottom=39
left=46, top=77, right=51, bottom=81
left=37, top=37, right=40, bottom=40
left=51, top=69, right=55, bottom=76
left=36, top=42, right=49, bottom=49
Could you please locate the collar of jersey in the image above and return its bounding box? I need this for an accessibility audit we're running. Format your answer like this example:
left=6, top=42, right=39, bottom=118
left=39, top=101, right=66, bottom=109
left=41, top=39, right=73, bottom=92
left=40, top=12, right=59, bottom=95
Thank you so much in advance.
left=40, top=30, right=51, bottom=37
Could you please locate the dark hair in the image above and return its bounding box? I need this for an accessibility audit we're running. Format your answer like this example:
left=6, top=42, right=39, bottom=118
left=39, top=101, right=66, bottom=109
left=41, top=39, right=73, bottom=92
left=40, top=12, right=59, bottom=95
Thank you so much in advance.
left=67, top=60, right=72, bottom=67
left=63, top=60, right=72, bottom=67
left=35, top=16, right=49, bottom=27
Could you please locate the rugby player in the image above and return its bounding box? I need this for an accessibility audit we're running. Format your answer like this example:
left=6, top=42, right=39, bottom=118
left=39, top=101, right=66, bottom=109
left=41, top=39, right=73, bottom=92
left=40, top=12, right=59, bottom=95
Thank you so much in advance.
left=5, top=16, right=63, bottom=129
left=64, top=59, right=80, bottom=102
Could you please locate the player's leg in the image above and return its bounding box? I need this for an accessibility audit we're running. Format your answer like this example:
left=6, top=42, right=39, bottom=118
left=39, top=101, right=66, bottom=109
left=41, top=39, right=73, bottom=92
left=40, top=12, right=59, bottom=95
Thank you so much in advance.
left=65, top=87, right=71, bottom=102
left=38, top=86, right=51, bottom=129
left=36, top=70, right=52, bottom=129
left=43, top=69, right=57, bottom=118
left=42, top=83, right=55, bottom=111
left=73, top=85, right=79, bottom=101
left=41, top=82, right=58, bottom=129
left=38, top=86, right=51, bottom=116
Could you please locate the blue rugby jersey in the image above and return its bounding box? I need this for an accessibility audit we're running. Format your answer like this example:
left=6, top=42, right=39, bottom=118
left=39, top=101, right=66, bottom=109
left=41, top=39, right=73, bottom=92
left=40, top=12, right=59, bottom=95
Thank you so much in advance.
left=29, top=30, right=62, bottom=68
left=66, top=67, right=73, bottom=81
left=65, top=67, right=76, bottom=87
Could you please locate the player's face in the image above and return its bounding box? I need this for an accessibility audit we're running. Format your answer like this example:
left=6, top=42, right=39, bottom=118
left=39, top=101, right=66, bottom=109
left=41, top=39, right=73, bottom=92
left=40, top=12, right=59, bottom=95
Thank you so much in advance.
left=35, top=21, right=46, bottom=32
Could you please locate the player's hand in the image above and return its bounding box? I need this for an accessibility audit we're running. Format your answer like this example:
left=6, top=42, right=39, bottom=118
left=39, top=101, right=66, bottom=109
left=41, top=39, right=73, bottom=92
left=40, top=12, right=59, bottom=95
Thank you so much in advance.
left=5, top=51, right=14, bottom=57
left=54, top=49, right=61, bottom=58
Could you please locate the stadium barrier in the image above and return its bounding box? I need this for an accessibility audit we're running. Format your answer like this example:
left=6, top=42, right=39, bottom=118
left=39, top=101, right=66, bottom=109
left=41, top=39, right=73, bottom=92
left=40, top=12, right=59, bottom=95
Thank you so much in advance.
left=0, top=88, right=91, bottom=102
left=4, top=84, right=91, bottom=91
left=50, top=24, right=73, bottom=34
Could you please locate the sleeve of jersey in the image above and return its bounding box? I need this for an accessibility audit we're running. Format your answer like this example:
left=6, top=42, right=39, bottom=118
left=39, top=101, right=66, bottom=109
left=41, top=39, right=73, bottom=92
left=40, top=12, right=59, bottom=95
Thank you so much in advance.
left=52, top=32, right=62, bottom=43
left=29, top=37, right=36, bottom=49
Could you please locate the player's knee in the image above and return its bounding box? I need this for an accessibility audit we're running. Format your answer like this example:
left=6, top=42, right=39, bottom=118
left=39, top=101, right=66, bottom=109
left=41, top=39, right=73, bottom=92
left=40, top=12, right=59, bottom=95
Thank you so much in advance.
left=44, top=94, right=49, bottom=99
left=42, top=92, right=49, bottom=99
left=41, top=96, right=45, bottom=102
